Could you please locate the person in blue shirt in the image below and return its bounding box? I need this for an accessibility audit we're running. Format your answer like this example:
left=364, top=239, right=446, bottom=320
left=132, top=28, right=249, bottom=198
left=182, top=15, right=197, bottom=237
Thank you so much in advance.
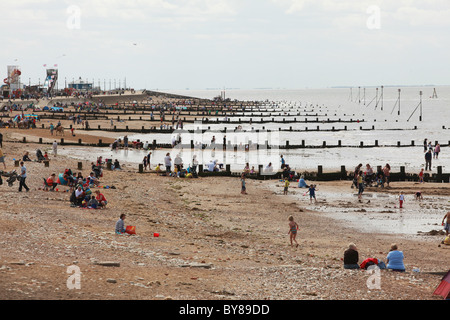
left=386, top=244, right=405, bottom=272
left=298, top=175, right=308, bottom=188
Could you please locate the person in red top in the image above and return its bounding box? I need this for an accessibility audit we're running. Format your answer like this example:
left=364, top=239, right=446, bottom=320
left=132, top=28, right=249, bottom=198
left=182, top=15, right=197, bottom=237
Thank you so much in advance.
left=95, top=190, right=108, bottom=208
left=46, top=173, right=58, bottom=191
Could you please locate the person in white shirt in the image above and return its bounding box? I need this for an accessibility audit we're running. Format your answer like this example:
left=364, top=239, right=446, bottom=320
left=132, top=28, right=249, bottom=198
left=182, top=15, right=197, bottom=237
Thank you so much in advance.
left=265, top=162, right=273, bottom=173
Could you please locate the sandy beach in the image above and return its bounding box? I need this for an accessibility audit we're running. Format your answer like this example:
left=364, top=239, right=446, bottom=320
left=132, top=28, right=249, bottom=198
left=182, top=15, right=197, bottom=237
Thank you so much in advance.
left=0, top=93, right=448, bottom=301
left=0, top=138, right=448, bottom=300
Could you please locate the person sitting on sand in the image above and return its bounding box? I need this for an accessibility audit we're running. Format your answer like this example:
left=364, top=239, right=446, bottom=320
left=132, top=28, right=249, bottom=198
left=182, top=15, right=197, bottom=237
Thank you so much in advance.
left=265, top=162, right=273, bottom=173
left=386, top=244, right=405, bottom=272
left=115, top=214, right=126, bottom=234
left=88, top=196, right=99, bottom=209
left=46, top=173, right=58, bottom=191
left=87, top=172, right=100, bottom=187
left=95, top=190, right=107, bottom=208
left=343, top=243, right=360, bottom=269
left=22, top=152, right=32, bottom=162
left=113, top=159, right=122, bottom=170
left=298, top=175, right=308, bottom=188
left=74, top=186, right=85, bottom=206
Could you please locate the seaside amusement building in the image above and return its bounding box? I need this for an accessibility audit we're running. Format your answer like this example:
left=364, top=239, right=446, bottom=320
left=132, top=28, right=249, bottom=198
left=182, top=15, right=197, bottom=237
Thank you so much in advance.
left=1, top=65, right=22, bottom=98
left=69, top=77, right=93, bottom=91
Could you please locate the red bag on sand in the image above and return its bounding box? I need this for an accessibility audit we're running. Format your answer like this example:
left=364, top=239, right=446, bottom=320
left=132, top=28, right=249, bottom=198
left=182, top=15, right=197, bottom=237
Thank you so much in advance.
left=125, top=226, right=136, bottom=235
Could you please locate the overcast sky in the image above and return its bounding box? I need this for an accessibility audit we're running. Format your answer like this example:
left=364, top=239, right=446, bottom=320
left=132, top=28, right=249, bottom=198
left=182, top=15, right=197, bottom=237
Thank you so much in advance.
left=1, top=0, right=449, bottom=90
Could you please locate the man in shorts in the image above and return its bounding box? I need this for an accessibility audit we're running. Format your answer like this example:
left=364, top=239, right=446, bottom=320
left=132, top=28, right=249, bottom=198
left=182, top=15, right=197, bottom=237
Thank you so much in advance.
left=442, top=212, right=450, bottom=236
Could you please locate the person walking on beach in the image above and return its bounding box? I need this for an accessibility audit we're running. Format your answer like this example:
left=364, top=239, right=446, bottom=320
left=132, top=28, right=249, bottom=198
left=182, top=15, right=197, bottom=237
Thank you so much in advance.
left=240, top=173, right=247, bottom=195
left=146, top=152, right=152, bottom=170
left=164, top=153, right=172, bottom=176
left=50, top=123, right=54, bottom=136
left=0, top=147, right=6, bottom=170
left=18, top=161, right=30, bottom=192
left=383, top=164, right=391, bottom=187
left=398, top=192, right=405, bottom=209
left=143, top=156, right=148, bottom=170
left=419, top=168, right=424, bottom=183
left=425, top=149, right=432, bottom=171
left=52, top=140, right=58, bottom=157
left=123, top=135, right=129, bottom=150
left=423, top=138, right=428, bottom=152
left=434, top=142, right=440, bottom=159
left=288, top=216, right=299, bottom=248
left=283, top=178, right=290, bottom=195
left=0, top=132, right=3, bottom=148
left=306, top=184, right=317, bottom=204
left=357, top=171, right=364, bottom=201
left=442, top=212, right=450, bottom=236
left=280, top=155, right=286, bottom=169
left=353, top=163, right=363, bottom=188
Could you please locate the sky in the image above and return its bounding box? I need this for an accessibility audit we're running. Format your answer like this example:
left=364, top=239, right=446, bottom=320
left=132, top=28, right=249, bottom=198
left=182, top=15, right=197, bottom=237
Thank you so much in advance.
left=1, top=0, right=450, bottom=90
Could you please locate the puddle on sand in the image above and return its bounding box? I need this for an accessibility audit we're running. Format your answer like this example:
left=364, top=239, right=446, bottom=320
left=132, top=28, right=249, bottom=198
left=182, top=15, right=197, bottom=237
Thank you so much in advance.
left=268, top=183, right=448, bottom=238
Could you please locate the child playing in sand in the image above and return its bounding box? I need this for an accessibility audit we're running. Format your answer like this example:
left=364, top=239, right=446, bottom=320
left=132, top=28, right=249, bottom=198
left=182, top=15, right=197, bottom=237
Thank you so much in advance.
left=241, top=173, right=247, bottom=195
left=415, top=191, right=423, bottom=201
left=399, top=192, right=405, bottom=209
left=288, top=216, right=299, bottom=248
left=306, top=184, right=317, bottom=204
left=357, top=171, right=364, bottom=202
left=283, top=178, right=290, bottom=195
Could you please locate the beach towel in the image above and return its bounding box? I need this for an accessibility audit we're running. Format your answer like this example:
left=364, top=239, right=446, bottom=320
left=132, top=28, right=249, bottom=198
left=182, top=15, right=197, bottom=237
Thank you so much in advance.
left=360, top=258, right=379, bottom=270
